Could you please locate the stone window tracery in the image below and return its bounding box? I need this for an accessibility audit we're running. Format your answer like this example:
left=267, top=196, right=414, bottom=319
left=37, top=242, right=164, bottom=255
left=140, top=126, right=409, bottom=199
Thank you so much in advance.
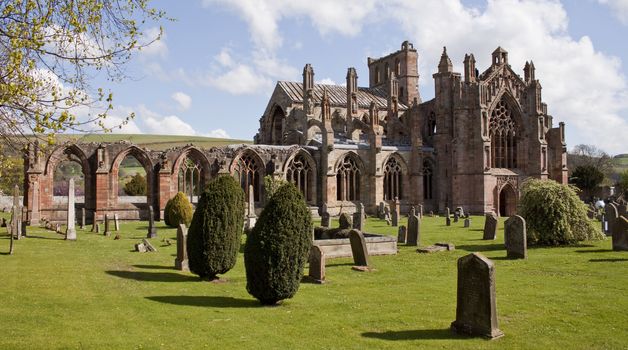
left=234, top=154, right=262, bottom=202
left=286, top=154, right=314, bottom=203
left=383, top=156, right=403, bottom=200
left=423, top=160, right=434, bottom=200
left=178, top=158, right=201, bottom=204
left=336, top=155, right=360, bottom=201
left=489, top=99, right=518, bottom=169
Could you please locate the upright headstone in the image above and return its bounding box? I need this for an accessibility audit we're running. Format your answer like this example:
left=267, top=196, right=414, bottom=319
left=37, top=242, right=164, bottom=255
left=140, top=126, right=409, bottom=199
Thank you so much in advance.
left=384, top=205, right=391, bottom=221
left=418, top=204, right=424, bottom=219
left=103, top=214, right=111, bottom=236
left=175, top=223, right=189, bottom=270
left=10, top=205, right=21, bottom=240
left=450, top=253, right=504, bottom=339
left=446, top=207, right=451, bottom=218
left=91, top=218, right=97, bottom=232
left=391, top=198, right=400, bottom=227
left=429, top=210, right=434, bottom=217
left=246, top=184, right=257, bottom=229
left=95, top=223, right=101, bottom=234
left=605, top=203, right=619, bottom=236
left=397, top=225, right=407, bottom=243
left=65, top=178, right=77, bottom=240
left=80, top=207, right=86, bottom=229
left=378, top=202, right=385, bottom=219
left=504, top=215, right=527, bottom=259
left=446, top=216, right=451, bottom=226
left=409, top=206, right=416, bottom=218
left=308, top=245, right=326, bottom=283
left=21, top=206, right=28, bottom=237
left=407, top=214, right=420, bottom=246
left=464, top=218, right=471, bottom=228
left=114, top=214, right=120, bottom=231
left=349, top=229, right=370, bottom=267
left=147, top=206, right=157, bottom=238
left=483, top=212, right=498, bottom=240
left=453, top=212, right=459, bottom=223
left=320, top=204, right=331, bottom=228
left=612, top=216, right=628, bottom=251
left=353, top=204, right=364, bottom=231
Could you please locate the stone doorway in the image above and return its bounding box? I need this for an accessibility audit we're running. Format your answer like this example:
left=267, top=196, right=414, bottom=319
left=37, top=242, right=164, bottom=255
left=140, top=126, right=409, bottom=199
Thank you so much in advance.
left=498, top=185, right=517, bottom=217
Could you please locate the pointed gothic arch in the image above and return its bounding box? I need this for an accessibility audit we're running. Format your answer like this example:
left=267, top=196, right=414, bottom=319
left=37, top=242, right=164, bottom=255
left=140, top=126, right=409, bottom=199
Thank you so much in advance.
left=382, top=153, right=407, bottom=200
left=231, top=149, right=265, bottom=203
left=489, top=94, right=523, bottom=169
left=335, top=152, right=363, bottom=202
left=498, top=183, right=517, bottom=217
left=110, top=146, right=154, bottom=207
left=171, top=147, right=211, bottom=204
left=284, top=150, right=317, bottom=204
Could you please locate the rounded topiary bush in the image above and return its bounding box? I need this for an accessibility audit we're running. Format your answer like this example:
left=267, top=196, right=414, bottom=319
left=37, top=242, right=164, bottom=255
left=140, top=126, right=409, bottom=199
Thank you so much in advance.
left=519, top=179, right=604, bottom=245
left=187, top=176, right=244, bottom=281
left=165, top=192, right=193, bottom=227
left=244, top=182, right=313, bottom=305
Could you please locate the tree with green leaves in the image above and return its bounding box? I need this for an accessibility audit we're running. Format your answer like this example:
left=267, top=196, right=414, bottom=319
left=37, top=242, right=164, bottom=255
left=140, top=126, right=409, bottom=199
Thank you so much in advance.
left=570, top=165, right=605, bottom=200
left=0, top=0, right=165, bottom=152
left=617, top=170, right=628, bottom=198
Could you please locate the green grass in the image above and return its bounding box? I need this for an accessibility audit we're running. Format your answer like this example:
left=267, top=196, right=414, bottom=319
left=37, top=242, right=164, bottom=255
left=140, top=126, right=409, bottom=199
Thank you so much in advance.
left=1, top=213, right=627, bottom=349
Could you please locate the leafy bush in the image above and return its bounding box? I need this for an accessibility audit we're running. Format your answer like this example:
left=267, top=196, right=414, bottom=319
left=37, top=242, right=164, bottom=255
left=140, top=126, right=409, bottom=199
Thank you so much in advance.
left=570, top=165, right=604, bottom=194
left=165, top=192, right=193, bottom=227
left=263, top=175, right=286, bottom=200
left=519, top=179, right=604, bottom=245
left=245, top=182, right=313, bottom=305
left=123, top=173, right=146, bottom=196
left=186, top=175, right=245, bottom=281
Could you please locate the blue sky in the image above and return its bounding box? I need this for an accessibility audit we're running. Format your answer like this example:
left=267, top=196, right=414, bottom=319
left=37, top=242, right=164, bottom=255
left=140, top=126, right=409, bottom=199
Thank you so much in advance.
left=92, top=0, right=628, bottom=154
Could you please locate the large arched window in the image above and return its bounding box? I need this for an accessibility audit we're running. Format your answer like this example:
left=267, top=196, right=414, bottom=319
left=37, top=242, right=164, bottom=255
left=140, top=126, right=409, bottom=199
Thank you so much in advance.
left=178, top=158, right=202, bottom=204
left=336, top=155, right=361, bottom=201
left=270, top=107, right=285, bottom=145
left=234, top=153, right=262, bottom=202
left=383, top=156, right=403, bottom=200
left=490, top=99, right=518, bottom=169
left=423, top=160, right=433, bottom=200
left=53, top=153, right=85, bottom=204
left=286, top=154, right=314, bottom=203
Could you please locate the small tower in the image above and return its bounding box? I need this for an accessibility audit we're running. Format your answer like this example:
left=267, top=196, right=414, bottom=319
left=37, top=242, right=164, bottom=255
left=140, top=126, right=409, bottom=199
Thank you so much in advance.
left=463, top=53, right=476, bottom=83
left=438, top=47, right=453, bottom=74
left=492, top=47, right=508, bottom=66
left=524, top=61, right=535, bottom=83
left=368, top=101, right=382, bottom=152
left=346, top=67, right=358, bottom=119
left=302, top=64, right=314, bottom=115
left=321, top=88, right=334, bottom=150
left=387, top=72, right=399, bottom=118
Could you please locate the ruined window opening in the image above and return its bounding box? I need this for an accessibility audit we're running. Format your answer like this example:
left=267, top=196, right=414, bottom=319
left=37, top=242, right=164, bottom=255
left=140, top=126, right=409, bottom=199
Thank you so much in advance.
left=234, top=154, right=262, bottom=202
left=383, top=156, right=403, bottom=200
left=423, top=160, right=433, bottom=200
left=178, top=158, right=202, bottom=204
left=336, top=155, right=360, bottom=201
left=286, top=154, right=314, bottom=203
left=489, top=99, right=518, bottom=169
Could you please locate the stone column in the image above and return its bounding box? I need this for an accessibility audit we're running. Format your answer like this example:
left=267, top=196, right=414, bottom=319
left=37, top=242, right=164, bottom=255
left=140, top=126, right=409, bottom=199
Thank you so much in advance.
left=65, top=178, right=77, bottom=240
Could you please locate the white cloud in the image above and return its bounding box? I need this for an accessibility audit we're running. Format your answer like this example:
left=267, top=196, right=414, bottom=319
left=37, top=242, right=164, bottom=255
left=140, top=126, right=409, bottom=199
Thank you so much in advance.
left=317, top=78, right=337, bottom=85
left=598, top=0, right=628, bottom=24
left=215, top=47, right=235, bottom=67
left=171, top=92, right=192, bottom=111
left=206, top=64, right=272, bottom=95
left=139, top=27, right=168, bottom=58
left=205, top=129, right=231, bottom=139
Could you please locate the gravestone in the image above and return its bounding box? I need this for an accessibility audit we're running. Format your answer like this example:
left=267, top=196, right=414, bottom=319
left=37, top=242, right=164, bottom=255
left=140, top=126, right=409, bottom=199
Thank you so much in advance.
left=391, top=198, right=400, bottom=227
left=453, top=212, right=459, bottom=223
left=446, top=207, right=451, bottom=218
left=397, top=225, right=407, bottom=244
left=65, top=178, right=77, bottom=240
left=175, top=223, right=189, bottom=270
left=612, top=216, right=628, bottom=251
left=339, top=212, right=352, bottom=230
left=504, top=215, right=527, bottom=259
left=114, top=214, right=120, bottom=231
left=384, top=206, right=391, bottom=221
left=308, top=245, right=326, bottom=283
left=246, top=184, right=257, bottom=229
left=147, top=206, right=157, bottom=238
left=1, top=218, right=6, bottom=227
left=103, top=214, right=111, bottom=236
left=409, top=206, right=416, bottom=218
left=450, top=253, right=504, bottom=339
left=321, top=203, right=330, bottom=227
left=418, top=204, right=423, bottom=219
left=21, top=206, right=28, bottom=236
left=483, top=212, right=498, bottom=240
left=10, top=205, right=21, bottom=240
left=91, top=218, right=97, bottom=232
left=353, top=204, right=364, bottom=231
left=143, top=238, right=157, bottom=252
left=446, top=216, right=451, bottom=226
left=464, top=218, right=471, bottom=228
left=80, top=208, right=86, bottom=229
left=429, top=211, right=434, bottom=217
left=95, top=223, right=101, bottom=234
left=407, top=214, right=420, bottom=246
left=135, top=242, right=147, bottom=252
left=605, top=203, right=619, bottom=236
left=378, top=202, right=385, bottom=219
left=349, top=229, right=370, bottom=268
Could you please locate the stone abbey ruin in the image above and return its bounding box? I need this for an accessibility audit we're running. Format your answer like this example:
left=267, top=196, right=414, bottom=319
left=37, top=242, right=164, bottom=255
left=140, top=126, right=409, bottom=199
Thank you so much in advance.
left=22, top=41, right=568, bottom=223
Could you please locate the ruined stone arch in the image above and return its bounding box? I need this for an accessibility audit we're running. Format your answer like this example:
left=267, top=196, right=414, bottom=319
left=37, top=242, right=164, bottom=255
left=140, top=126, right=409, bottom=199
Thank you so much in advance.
left=334, top=152, right=364, bottom=202
left=382, top=152, right=408, bottom=201
left=171, top=146, right=211, bottom=204
left=110, top=146, right=154, bottom=207
left=42, top=144, right=93, bottom=213
left=306, top=118, right=323, bottom=144
left=283, top=149, right=317, bottom=204
left=269, top=105, right=285, bottom=145
left=230, top=148, right=266, bottom=203
left=422, top=157, right=436, bottom=201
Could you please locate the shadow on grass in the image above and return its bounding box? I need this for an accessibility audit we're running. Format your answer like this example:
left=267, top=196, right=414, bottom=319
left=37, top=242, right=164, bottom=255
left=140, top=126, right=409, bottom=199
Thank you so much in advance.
left=589, top=258, right=628, bottom=262
left=456, top=244, right=504, bottom=252
left=362, top=328, right=463, bottom=341
left=26, top=235, right=64, bottom=240
left=470, top=229, right=484, bottom=232
left=325, top=262, right=355, bottom=267
left=487, top=256, right=514, bottom=260
left=146, top=295, right=258, bottom=308
left=132, top=264, right=175, bottom=270
left=575, top=249, right=610, bottom=253
left=106, top=270, right=197, bottom=282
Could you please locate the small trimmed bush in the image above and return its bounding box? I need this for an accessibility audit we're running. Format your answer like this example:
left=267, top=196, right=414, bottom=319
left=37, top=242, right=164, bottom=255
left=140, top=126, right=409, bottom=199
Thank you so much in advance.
left=124, top=173, right=146, bottom=195
left=519, top=179, right=604, bottom=245
left=245, top=182, right=313, bottom=305
left=187, top=176, right=244, bottom=281
left=165, top=192, right=193, bottom=227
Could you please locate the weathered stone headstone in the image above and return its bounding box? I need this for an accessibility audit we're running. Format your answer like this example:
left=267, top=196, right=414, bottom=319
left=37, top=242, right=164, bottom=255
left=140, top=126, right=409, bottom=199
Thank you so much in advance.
left=605, top=203, right=619, bottom=236
left=65, top=178, right=77, bottom=240
left=453, top=212, right=459, bottom=223
left=175, top=223, right=189, bottom=270
left=147, top=206, right=157, bottom=238
left=419, top=204, right=424, bottom=219
left=429, top=210, right=434, bottom=217
left=143, top=238, right=157, bottom=252
left=397, top=225, right=407, bottom=243
left=1, top=218, right=6, bottom=227
left=446, top=207, right=451, bottom=218
left=308, top=245, right=326, bottom=283
left=10, top=205, right=21, bottom=240
left=135, top=242, right=147, bottom=252
left=464, top=218, right=471, bottom=228
left=483, top=212, right=498, bottom=240
left=21, top=206, right=28, bottom=237
left=114, top=214, right=120, bottom=231
left=450, top=253, right=504, bottom=339
left=339, top=212, right=352, bottom=230
left=246, top=184, right=257, bottom=229
left=446, top=216, right=451, bottom=226
left=504, top=215, right=527, bottom=259
left=391, top=198, right=400, bottom=227
left=103, top=214, right=111, bottom=236
left=384, top=205, right=391, bottom=221
left=409, top=206, right=416, bottom=218
left=55, top=223, right=61, bottom=233
left=353, top=204, right=364, bottom=231
left=80, top=207, right=86, bottom=229
left=378, top=201, right=385, bottom=219
left=407, top=214, right=420, bottom=246
left=349, top=229, right=370, bottom=268
left=95, top=223, right=101, bottom=234
left=320, top=203, right=330, bottom=227
left=612, top=215, right=628, bottom=251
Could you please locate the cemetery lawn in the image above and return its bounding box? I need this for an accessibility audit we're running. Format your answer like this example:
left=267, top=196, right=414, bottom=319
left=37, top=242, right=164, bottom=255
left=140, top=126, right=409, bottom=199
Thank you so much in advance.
left=1, top=214, right=627, bottom=349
